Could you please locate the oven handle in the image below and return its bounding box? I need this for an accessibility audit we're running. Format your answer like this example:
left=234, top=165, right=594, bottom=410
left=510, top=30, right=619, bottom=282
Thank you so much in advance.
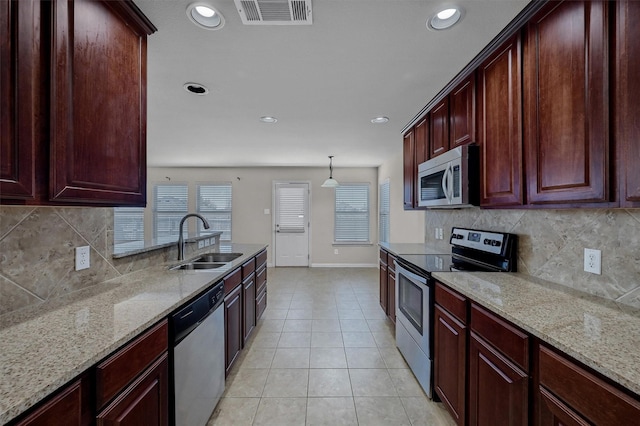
left=394, top=260, right=428, bottom=285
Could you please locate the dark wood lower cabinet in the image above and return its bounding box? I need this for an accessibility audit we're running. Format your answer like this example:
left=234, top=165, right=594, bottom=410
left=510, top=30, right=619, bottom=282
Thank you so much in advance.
left=468, top=332, right=528, bottom=426
left=243, top=273, right=256, bottom=345
left=225, top=284, right=242, bottom=376
left=434, top=305, right=466, bottom=426
left=14, top=375, right=92, bottom=426
left=96, top=354, right=169, bottom=426
left=537, top=344, right=640, bottom=426
left=379, top=261, right=388, bottom=312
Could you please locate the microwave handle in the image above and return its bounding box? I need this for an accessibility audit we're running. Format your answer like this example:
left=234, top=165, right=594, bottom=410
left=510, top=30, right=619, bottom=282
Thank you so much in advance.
left=442, top=163, right=452, bottom=203
left=447, top=165, right=455, bottom=202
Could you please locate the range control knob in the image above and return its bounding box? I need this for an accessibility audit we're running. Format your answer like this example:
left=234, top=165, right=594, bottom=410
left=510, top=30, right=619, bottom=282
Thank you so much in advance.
left=483, top=239, right=491, bottom=245
left=491, top=240, right=502, bottom=247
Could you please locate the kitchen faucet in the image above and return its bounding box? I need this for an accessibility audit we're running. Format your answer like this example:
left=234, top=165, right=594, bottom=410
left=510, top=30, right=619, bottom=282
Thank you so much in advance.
left=177, top=213, right=210, bottom=261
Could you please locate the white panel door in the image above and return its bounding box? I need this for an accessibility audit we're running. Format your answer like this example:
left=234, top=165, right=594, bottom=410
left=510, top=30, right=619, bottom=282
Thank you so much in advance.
left=274, top=182, right=309, bottom=267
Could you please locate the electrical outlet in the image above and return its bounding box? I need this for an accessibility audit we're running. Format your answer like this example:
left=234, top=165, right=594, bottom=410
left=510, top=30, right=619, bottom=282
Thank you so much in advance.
left=204, top=238, right=211, bottom=247
left=75, top=246, right=90, bottom=271
left=198, top=240, right=205, bottom=249
left=584, top=248, right=601, bottom=275
left=438, top=228, right=444, bottom=240
left=334, top=248, right=339, bottom=255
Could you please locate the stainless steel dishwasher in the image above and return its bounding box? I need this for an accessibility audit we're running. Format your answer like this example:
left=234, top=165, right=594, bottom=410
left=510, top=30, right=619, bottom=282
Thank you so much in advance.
left=172, top=280, right=225, bottom=426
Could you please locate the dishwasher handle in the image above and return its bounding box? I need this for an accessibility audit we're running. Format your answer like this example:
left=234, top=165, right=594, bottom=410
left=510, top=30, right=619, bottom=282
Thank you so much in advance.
left=172, top=281, right=224, bottom=345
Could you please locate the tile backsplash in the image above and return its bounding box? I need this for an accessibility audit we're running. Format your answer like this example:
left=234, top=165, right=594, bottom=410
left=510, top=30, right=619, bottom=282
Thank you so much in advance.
left=425, top=208, right=640, bottom=308
left=0, top=206, right=187, bottom=316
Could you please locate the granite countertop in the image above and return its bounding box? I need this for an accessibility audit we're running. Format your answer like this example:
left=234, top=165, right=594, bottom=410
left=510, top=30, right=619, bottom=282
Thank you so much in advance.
left=432, top=271, right=640, bottom=396
left=0, top=243, right=267, bottom=425
left=378, top=242, right=449, bottom=256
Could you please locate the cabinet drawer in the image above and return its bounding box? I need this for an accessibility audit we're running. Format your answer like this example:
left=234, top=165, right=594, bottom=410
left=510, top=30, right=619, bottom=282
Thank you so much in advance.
left=256, top=287, right=267, bottom=321
left=379, top=249, right=388, bottom=264
left=242, top=258, right=255, bottom=279
left=470, top=304, right=529, bottom=370
left=435, top=282, right=467, bottom=324
left=538, top=344, right=640, bottom=425
left=256, top=249, right=267, bottom=268
left=256, top=266, right=266, bottom=294
left=223, top=267, right=242, bottom=294
left=96, top=320, right=168, bottom=409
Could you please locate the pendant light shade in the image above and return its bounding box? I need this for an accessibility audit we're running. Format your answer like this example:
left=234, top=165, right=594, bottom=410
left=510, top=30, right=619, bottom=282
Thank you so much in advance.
left=321, top=156, right=339, bottom=187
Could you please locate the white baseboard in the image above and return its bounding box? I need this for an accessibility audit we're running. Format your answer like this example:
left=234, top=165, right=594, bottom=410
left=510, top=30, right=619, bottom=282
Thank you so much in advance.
left=310, top=263, right=378, bottom=268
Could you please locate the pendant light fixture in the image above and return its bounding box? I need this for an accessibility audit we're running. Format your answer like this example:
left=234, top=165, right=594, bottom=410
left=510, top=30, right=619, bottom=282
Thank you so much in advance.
left=321, top=155, right=339, bottom=188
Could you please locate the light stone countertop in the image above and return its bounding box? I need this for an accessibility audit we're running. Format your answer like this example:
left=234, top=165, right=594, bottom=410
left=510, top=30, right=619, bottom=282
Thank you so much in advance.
left=0, top=243, right=266, bottom=425
left=432, top=271, right=640, bottom=396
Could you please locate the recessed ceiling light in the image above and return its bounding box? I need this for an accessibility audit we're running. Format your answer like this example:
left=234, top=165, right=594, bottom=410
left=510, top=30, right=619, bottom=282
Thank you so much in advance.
left=371, top=116, right=389, bottom=124
left=183, top=82, right=209, bottom=95
left=187, top=3, right=225, bottom=30
left=428, top=7, right=462, bottom=30
left=260, top=116, right=278, bottom=123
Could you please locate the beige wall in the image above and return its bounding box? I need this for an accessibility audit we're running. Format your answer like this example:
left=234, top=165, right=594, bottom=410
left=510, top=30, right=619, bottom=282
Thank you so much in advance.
left=147, top=166, right=379, bottom=267
left=377, top=149, right=425, bottom=243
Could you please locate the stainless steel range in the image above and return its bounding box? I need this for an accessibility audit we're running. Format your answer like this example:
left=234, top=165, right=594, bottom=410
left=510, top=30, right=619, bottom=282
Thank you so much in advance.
left=394, top=227, right=518, bottom=398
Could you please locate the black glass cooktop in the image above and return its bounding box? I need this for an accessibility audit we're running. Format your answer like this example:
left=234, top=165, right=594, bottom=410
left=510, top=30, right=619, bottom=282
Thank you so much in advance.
left=396, top=254, right=454, bottom=274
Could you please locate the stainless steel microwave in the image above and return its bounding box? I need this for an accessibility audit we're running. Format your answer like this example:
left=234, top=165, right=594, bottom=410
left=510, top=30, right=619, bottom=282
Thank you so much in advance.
left=417, top=145, right=479, bottom=208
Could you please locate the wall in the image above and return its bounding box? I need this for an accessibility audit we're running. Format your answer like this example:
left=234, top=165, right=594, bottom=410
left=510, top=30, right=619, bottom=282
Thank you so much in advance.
left=377, top=149, right=425, bottom=243
left=0, top=206, right=191, bottom=316
left=147, top=166, right=379, bottom=267
left=422, top=207, right=640, bottom=309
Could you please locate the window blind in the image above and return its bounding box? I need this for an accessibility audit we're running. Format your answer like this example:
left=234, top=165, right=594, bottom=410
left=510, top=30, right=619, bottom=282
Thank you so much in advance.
left=197, top=183, right=232, bottom=241
left=335, top=184, right=370, bottom=243
left=379, top=179, right=390, bottom=243
left=113, top=207, right=145, bottom=249
left=153, top=184, right=188, bottom=243
left=278, top=187, right=306, bottom=233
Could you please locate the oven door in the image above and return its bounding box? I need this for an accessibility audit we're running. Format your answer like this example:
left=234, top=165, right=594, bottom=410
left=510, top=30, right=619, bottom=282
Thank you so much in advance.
left=395, top=263, right=431, bottom=354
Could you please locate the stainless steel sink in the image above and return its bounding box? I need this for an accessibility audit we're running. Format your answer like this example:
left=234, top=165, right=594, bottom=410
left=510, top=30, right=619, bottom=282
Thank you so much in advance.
left=170, top=262, right=228, bottom=270
left=193, top=253, right=243, bottom=263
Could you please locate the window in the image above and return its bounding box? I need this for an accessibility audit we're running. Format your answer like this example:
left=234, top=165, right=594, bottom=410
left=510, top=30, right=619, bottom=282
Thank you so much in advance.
left=379, top=179, right=390, bottom=243
left=197, top=183, right=232, bottom=241
left=153, top=184, right=188, bottom=243
left=113, top=207, right=145, bottom=250
left=335, top=183, right=370, bottom=243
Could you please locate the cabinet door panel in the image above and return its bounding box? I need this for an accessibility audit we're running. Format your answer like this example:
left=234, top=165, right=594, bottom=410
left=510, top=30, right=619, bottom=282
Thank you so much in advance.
left=434, top=305, right=466, bottom=426
left=468, top=332, right=528, bottom=426
left=379, top=261, right=388, bottom=312
left=50, top=0, right=149, bottom=205
left=450, top=74, right=476, bottom=148
left=243, top=274, right=256, bottom=345
left=403, top=130, right=416, bottom=209
left=430, top=99, right=449, bottom=157
left=388, top=271, right=396, bottom=323
left=616, top=0, right=640, bottom=207
left=479, top=34, right=523, bottom=206
left=97, top=354, right=169, bottom=426
left=524, top=0, right=609, bottom=204
left=0, top=0, right=43, bottom=200
left=414, top=118, right=428, bottom=165
left=225, top=286, right=242, bottom=376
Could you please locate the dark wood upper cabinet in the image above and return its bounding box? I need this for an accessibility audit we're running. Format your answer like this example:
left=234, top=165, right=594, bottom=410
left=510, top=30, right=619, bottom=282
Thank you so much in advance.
left=403, top=129, right=416, bottom=210
left=414, top=118, right=428, bottom=167
left=478, top=34, right=524, bottom=207
left=1, top=0, right=155, bottom=206
left=524, top=0, right=610, bottom=205
left=450, top=73, right=476, bottom=148
left=0, top=0, right=45, bottom=201
left=429, top=98, right=449, bottom=158
left=615, top=0, right=640, bottom=207
left=50, top=0, right=155, bottom=205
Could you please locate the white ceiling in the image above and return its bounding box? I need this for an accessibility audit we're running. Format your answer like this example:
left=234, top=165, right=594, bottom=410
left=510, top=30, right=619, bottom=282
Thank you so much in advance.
left=135, top=0, right=531, bottom=168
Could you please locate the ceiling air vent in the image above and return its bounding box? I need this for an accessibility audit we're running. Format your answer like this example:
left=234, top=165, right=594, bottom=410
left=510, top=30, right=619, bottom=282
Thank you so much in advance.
left=235, top=0, right=312, bottom=25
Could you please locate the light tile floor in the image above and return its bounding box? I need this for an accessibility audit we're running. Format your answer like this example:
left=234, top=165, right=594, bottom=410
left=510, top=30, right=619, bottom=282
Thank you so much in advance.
left=208, top=267, right=455, bottom=426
